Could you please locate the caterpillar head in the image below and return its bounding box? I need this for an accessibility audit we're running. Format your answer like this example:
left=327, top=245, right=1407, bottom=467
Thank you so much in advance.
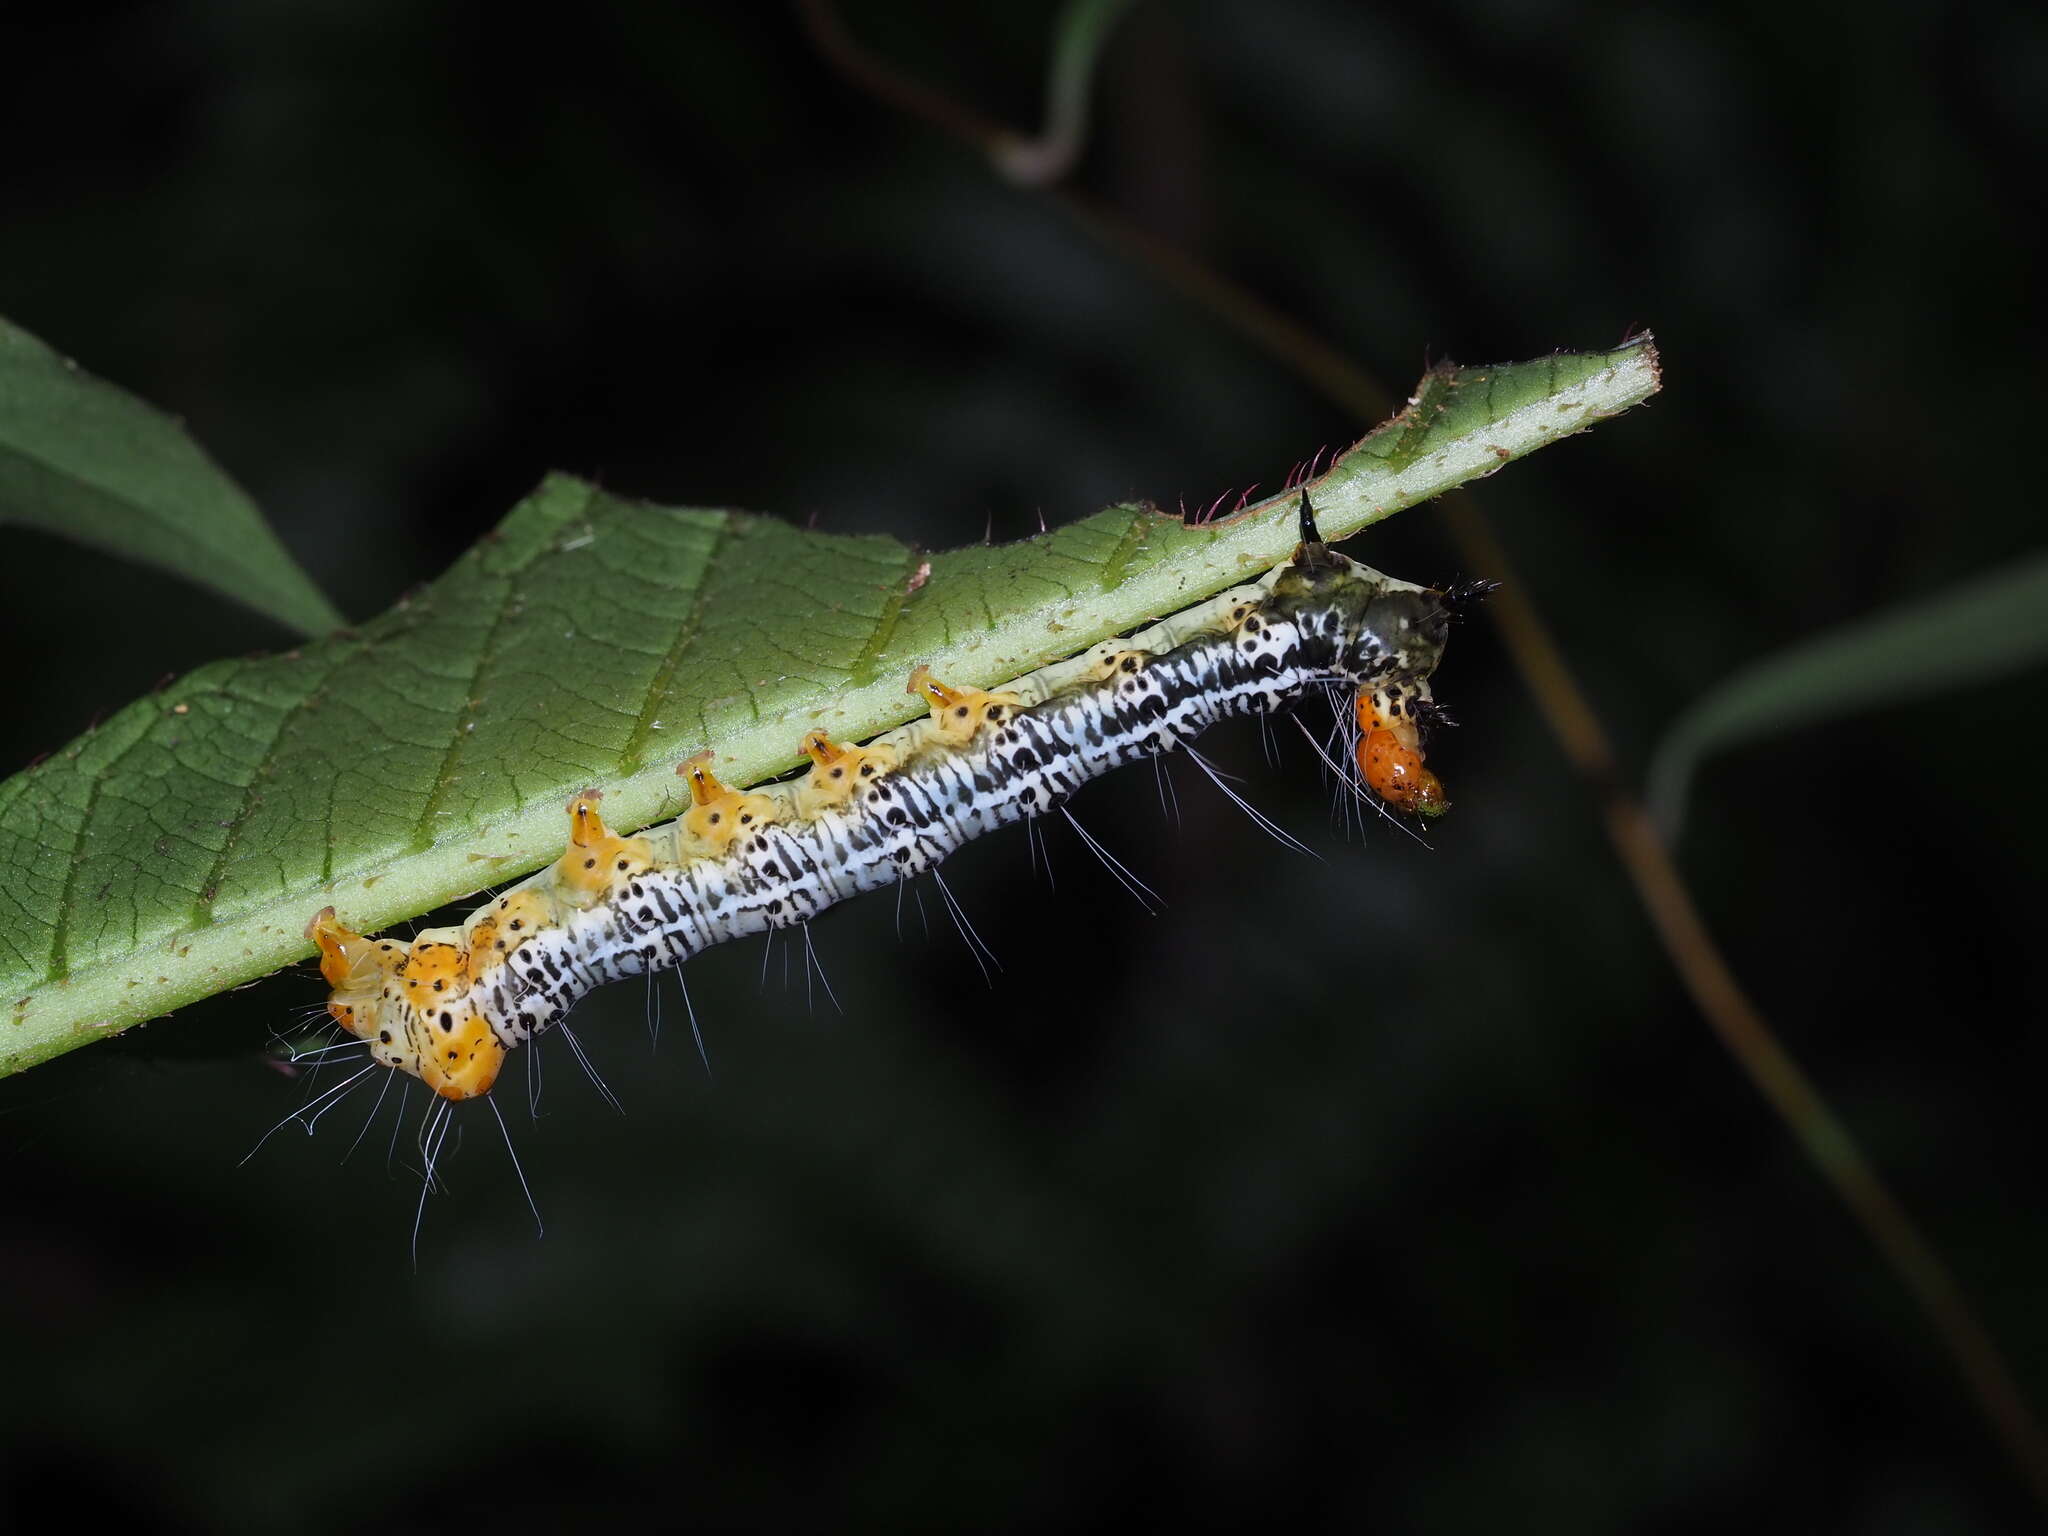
left=1353, top=688, right=1450, bottom=819
left=306, top=909, right=505, bottom=1100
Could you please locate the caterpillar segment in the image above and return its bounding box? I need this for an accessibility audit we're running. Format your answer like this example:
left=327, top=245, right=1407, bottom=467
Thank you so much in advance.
left=796, top=730, right=898, bottom=818
left=678, top=751, right=783, bottom=856
left=906, top=666, right=1022, bottom=747
left=558, top=791, right=655, bottom=906
left=306, top=533, right=1467, bottom=1101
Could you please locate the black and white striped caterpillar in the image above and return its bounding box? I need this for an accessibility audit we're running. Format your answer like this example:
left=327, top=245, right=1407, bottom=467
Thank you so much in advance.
left=307, top=504, right=1461, bottom=1103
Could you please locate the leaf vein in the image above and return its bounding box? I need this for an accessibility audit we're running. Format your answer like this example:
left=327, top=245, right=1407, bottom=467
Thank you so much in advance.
left=406, top=503, right=587, bottom=848
left=615, top=509, right=739, bottom=776
left=186, top=648, right=363, bottom=924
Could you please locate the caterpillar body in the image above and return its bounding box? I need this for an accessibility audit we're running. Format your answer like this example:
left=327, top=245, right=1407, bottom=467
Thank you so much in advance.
left=308, top=517, right=1459, bottom=1103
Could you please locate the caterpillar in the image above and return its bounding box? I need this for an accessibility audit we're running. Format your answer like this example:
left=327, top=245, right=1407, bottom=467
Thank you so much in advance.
left=305, top=497, right=1463, bottom=1104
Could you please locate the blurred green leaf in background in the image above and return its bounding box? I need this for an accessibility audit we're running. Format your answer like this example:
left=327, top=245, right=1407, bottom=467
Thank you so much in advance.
left=0, top=315, right=342, bottom=638
left=1651, top=553, right=2048, bottom=838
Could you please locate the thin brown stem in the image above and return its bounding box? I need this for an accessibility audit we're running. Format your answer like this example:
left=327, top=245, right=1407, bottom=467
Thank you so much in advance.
left=1439, top=498, right=2048, bottom=1509
left=795, top=0, right=2048, bottom=1508
left=796, top=0, right=1016, bottom=160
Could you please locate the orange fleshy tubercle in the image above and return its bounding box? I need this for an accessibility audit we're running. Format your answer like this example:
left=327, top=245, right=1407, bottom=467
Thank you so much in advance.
left=567, top=788, right=608, bottom=844
left=306, top=906, right=366, bottom=990
left=906, top=663, right=963, bottom=709
left=681, top=751, right=727, bottom=806
left=556, top=788, right=654, bottom=903
left=799, top=729, right=845, bottom=769
left=797, top=729, right=898, bottom=815
left=908, top=664, right=1022, bottom=746
left=677, top=750, right=780, bottom=852
left=1354, top=689, right=1449, bottom=818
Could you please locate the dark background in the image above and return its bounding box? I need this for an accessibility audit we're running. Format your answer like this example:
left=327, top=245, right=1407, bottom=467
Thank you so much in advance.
left=3, top=2, right=2044, bottom=1530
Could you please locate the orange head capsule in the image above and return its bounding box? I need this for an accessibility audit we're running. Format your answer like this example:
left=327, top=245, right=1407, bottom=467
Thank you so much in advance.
left=1354, top=688, right=1450, bottom=818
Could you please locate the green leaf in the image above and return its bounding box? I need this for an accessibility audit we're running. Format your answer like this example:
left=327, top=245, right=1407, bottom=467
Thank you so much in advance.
left=0, top=314, right=345, bottom=638
left=1649, top=550, right=2048, bottom=837
left=0, top=339, right=1658, bottom=1076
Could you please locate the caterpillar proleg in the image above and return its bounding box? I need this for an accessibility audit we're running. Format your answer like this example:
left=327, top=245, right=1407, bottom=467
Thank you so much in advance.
left=307, top=500, right=1463, bottom=1103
